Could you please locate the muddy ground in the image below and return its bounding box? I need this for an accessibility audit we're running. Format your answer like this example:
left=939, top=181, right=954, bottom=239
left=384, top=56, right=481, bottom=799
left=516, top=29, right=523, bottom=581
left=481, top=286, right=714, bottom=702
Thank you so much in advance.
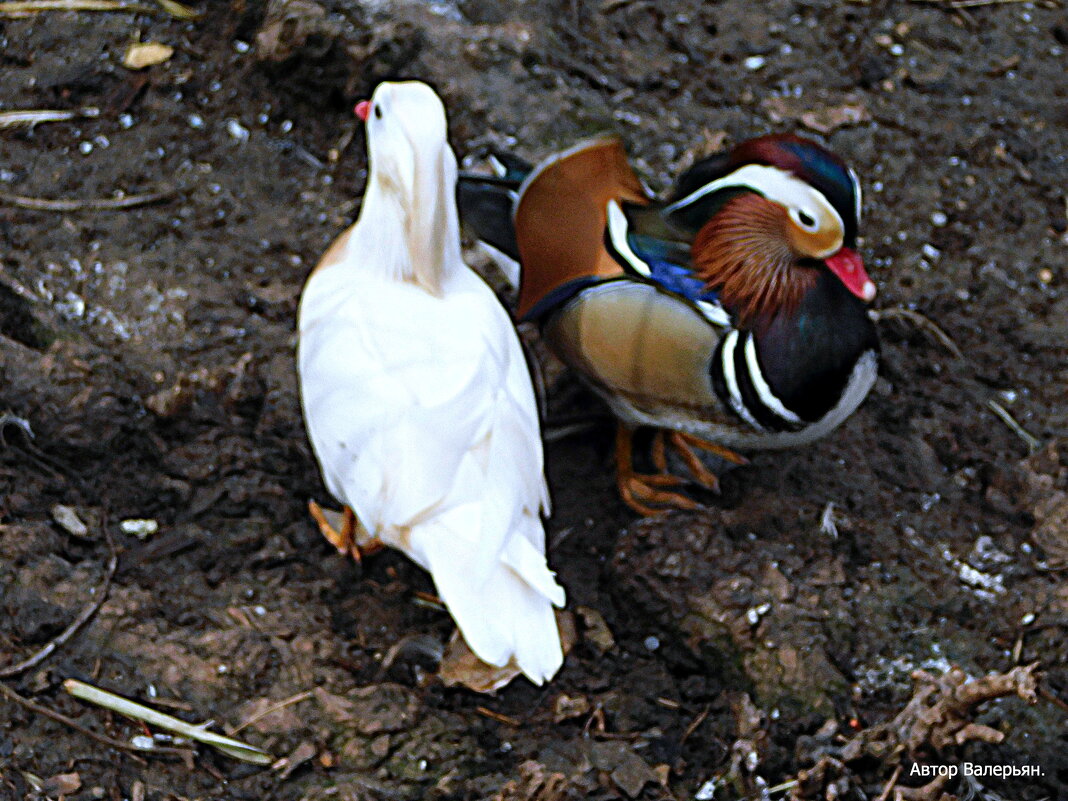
left=1, top=0, right=1067, bottom=799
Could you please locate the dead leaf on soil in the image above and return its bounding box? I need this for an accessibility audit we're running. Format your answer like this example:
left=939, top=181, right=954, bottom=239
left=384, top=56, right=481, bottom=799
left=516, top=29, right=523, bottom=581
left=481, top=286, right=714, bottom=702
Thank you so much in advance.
left=439, top=610, right=576, bottom=693
left=589, top=740, right=659, bottom=798
left=493, top=760, right=571, bottom=801
left=40, top=772, right=81, bottom=797
left=123, top=42, right=174, bottom=70
left=762, top=95, right=872, bottom=134
left=313, top=684, right=420, bottom=735
left=575, top=605, right=614, bottom=655
left=255, top=0, right=337, bottom=62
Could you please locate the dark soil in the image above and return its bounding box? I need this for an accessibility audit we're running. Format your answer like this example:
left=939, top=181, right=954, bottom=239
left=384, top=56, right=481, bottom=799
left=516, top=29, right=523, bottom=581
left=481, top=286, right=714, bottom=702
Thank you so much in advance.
left=1, top=1, right=1066, bottom=800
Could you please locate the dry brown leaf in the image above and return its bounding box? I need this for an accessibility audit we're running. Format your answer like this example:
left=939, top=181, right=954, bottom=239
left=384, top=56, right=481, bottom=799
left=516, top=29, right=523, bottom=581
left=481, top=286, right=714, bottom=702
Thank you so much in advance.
left=40, top=773, right=81, bottom=797
left=123, top=42, right=174, bottom=70
left=439, top=610, right=576, bottom=693
left=762, top=95, right=872, bottom=134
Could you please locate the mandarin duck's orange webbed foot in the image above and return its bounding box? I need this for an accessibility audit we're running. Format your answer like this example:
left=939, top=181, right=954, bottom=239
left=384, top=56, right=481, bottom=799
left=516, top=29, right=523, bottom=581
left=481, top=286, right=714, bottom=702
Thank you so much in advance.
left=666, top=431, right=748, bottom=494
left=308, top=500, right=384, bottom=563
left=615, top=426, right=700, bottom=517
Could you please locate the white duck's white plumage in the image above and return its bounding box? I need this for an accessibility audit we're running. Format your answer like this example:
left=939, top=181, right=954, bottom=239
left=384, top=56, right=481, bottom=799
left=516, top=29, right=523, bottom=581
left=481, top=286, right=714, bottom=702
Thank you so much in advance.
left=297, top=81, right=565, bottom=685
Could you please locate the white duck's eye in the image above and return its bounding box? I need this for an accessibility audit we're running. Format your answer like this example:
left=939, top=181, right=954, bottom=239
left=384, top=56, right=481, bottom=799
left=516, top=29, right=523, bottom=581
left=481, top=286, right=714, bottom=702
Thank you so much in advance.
left=374, top=105, right=383, bottom=120
left=790, top=207, right=818, bottom=231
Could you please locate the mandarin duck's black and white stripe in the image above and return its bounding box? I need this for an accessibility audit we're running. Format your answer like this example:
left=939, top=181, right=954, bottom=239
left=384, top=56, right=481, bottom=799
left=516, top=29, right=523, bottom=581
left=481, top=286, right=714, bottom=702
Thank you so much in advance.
left=459, top=134, right=880, bottom=515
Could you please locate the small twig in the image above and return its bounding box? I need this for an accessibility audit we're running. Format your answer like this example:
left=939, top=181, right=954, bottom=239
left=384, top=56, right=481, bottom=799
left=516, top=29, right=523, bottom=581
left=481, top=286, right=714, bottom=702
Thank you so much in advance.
left=912, top=0, right=1042, bottom=7
left=0, top=527, right=117, bottom=678
left=875, top=764, right=902, bottom=801
left=0, top=108, right=97, bottom=129
left=228, top=690, right=313, bottom=736
left=871, top=307, right=963, bottom=359
left=680, top=704, right=711, bottom=745
left=0, top=0, right=183, bottom=15
left=1039, top=684, right=1068, bottom=715
left=0, top=190, right=175, bottom=212
left=476, top=706, right=521, bottom=727
left=64, top=679, right=273, bottom=765
left=986, top=399, right=1041, bottom=453
left=1, top=0, right=135, bottom=12
left=0, top=681, right=186, bottom=761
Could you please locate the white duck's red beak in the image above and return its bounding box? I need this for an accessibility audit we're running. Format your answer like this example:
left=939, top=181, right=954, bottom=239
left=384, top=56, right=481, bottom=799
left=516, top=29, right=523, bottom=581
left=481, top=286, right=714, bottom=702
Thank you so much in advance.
left=354, top=100, right=371, bottom=122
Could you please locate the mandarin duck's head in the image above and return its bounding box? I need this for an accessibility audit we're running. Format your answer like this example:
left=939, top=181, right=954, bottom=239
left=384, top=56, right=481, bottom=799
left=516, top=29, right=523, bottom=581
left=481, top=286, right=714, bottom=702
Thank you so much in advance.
left=665, top=134, right=874, bottom=327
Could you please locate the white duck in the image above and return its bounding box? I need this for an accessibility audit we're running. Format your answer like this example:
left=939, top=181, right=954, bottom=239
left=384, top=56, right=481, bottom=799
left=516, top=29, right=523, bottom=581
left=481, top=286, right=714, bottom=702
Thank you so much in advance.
left=297, top=81, right=566, bottom=685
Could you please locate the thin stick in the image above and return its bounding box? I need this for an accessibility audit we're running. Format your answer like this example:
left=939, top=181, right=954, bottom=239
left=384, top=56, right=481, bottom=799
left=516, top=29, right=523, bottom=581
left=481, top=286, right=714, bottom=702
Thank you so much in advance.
left=64, top=679, right=273, bottom=764
left=0, top=530, right=117, bottom=678
left=0, top=190, right=175, bottom=212
left=0, top=681, right=187, bottom=761
left=680, top=704, right=711, bottom=745
left=0, top=108, right=95, bottom=129
left=227, top=690, right=313, bottom=736
left=0, top=0, right=142, bottom=13
left=912, top=0, right=1039, bottom=7
left=870, top=307, right=963, bottom=359
left=875, top=764, right=902, bottom=801
left=476, top=706, right=521, bottom=726
left=986, top=399, right=1041, bottom=453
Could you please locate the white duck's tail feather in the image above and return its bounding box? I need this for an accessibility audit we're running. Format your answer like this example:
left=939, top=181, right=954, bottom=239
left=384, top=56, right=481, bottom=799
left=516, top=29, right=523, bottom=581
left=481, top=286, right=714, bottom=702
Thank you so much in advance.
left=409, top=507, right=565, bottom=685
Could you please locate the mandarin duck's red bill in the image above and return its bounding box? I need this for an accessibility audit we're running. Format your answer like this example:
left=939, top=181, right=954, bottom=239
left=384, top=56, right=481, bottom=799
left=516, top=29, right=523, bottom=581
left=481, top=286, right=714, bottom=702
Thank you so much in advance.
left=458, top=134, right=880, bottom=516
left=298, top=81, right=566, bottom=687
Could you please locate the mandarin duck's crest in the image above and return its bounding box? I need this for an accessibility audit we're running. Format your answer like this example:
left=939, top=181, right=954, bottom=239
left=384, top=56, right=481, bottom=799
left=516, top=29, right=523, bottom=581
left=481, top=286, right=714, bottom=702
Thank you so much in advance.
left=458, top=132, right=881, bottom=516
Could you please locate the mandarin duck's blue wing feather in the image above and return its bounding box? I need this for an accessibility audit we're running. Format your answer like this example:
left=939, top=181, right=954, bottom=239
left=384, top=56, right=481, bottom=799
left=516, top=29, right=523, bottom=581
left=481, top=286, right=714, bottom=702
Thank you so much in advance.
left=607, top=199, right=724, bottom=309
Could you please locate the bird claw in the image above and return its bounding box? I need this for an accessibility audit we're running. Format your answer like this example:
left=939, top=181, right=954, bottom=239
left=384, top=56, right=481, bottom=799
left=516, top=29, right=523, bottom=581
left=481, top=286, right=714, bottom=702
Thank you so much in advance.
left=307, top=500, right=383, bottom=563
left=615, top=426, right=748, bottom=516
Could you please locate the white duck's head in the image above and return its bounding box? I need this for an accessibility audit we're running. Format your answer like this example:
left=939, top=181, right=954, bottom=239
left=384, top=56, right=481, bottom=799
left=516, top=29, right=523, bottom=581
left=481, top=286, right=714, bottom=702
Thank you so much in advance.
left=355, top=81, right=461, bottom=295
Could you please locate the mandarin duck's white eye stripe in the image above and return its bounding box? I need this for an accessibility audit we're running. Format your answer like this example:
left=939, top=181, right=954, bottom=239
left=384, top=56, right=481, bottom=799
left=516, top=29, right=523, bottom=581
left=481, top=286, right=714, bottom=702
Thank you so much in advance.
left=665, top=163, right=844, bottom=235
left=606, top=200, right=652, bottom=277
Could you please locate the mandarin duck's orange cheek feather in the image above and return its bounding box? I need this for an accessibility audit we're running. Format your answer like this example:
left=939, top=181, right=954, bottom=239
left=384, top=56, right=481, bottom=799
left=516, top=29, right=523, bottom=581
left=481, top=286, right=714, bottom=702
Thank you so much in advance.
left=457, top=133, right=881, bottom=517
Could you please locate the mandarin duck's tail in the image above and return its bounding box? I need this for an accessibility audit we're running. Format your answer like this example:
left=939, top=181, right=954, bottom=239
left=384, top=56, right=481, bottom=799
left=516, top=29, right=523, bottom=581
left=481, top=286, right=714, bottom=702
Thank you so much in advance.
left=457, top=154, right=532, bottom=284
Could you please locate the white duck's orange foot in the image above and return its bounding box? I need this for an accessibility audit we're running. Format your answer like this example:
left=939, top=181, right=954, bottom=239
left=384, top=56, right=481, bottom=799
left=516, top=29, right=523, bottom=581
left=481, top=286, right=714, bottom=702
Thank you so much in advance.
left=666, top=430, right=748, bottom=494
left=307, top=500, right=385, bottom=563
left=615, top=426, right=700, bottom=517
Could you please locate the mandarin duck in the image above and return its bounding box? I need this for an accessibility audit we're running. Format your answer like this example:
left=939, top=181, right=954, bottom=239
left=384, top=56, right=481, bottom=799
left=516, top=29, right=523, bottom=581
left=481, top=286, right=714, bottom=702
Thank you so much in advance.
left=297, top=81, right=566, bottom=685
left=459, top=134, right=879, bottom=516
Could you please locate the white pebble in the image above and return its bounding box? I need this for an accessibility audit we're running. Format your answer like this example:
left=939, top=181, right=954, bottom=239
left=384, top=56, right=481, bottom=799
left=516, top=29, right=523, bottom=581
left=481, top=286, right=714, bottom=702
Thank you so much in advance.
left=120, top=518, right=159, bottom=539
left=921, top=243, right=941, bottom=260
left=187, top=113, right=205, bottom=129
left=233, top=40, right=250, bottom=53
left=118, top=113, right=135, bottom=129
left=931, top=210, right=948, bottom=226
left=744, top=55, right=766, bottom=71
left=79, top=141, right=93, bottom=154
left=643, top=635, right=660, bottom=651
left=226, top=118, right=250, bottom=142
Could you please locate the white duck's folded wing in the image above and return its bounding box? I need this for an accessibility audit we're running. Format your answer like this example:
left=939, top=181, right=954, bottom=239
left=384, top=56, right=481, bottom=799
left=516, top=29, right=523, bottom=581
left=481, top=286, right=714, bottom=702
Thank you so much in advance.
left=299, top=264, right=564, bottom=683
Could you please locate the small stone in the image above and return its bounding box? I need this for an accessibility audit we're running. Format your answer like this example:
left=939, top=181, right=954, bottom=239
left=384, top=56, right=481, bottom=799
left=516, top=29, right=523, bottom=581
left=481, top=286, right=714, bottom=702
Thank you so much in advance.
left=120, top=518, right=159, bottom=539
left=743, top=55, right=766, bottom=71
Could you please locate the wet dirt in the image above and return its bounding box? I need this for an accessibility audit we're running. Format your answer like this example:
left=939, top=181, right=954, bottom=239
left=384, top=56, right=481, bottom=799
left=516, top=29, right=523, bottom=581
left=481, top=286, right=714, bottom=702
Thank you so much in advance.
left=1, top=0, right=1067, bottom=799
